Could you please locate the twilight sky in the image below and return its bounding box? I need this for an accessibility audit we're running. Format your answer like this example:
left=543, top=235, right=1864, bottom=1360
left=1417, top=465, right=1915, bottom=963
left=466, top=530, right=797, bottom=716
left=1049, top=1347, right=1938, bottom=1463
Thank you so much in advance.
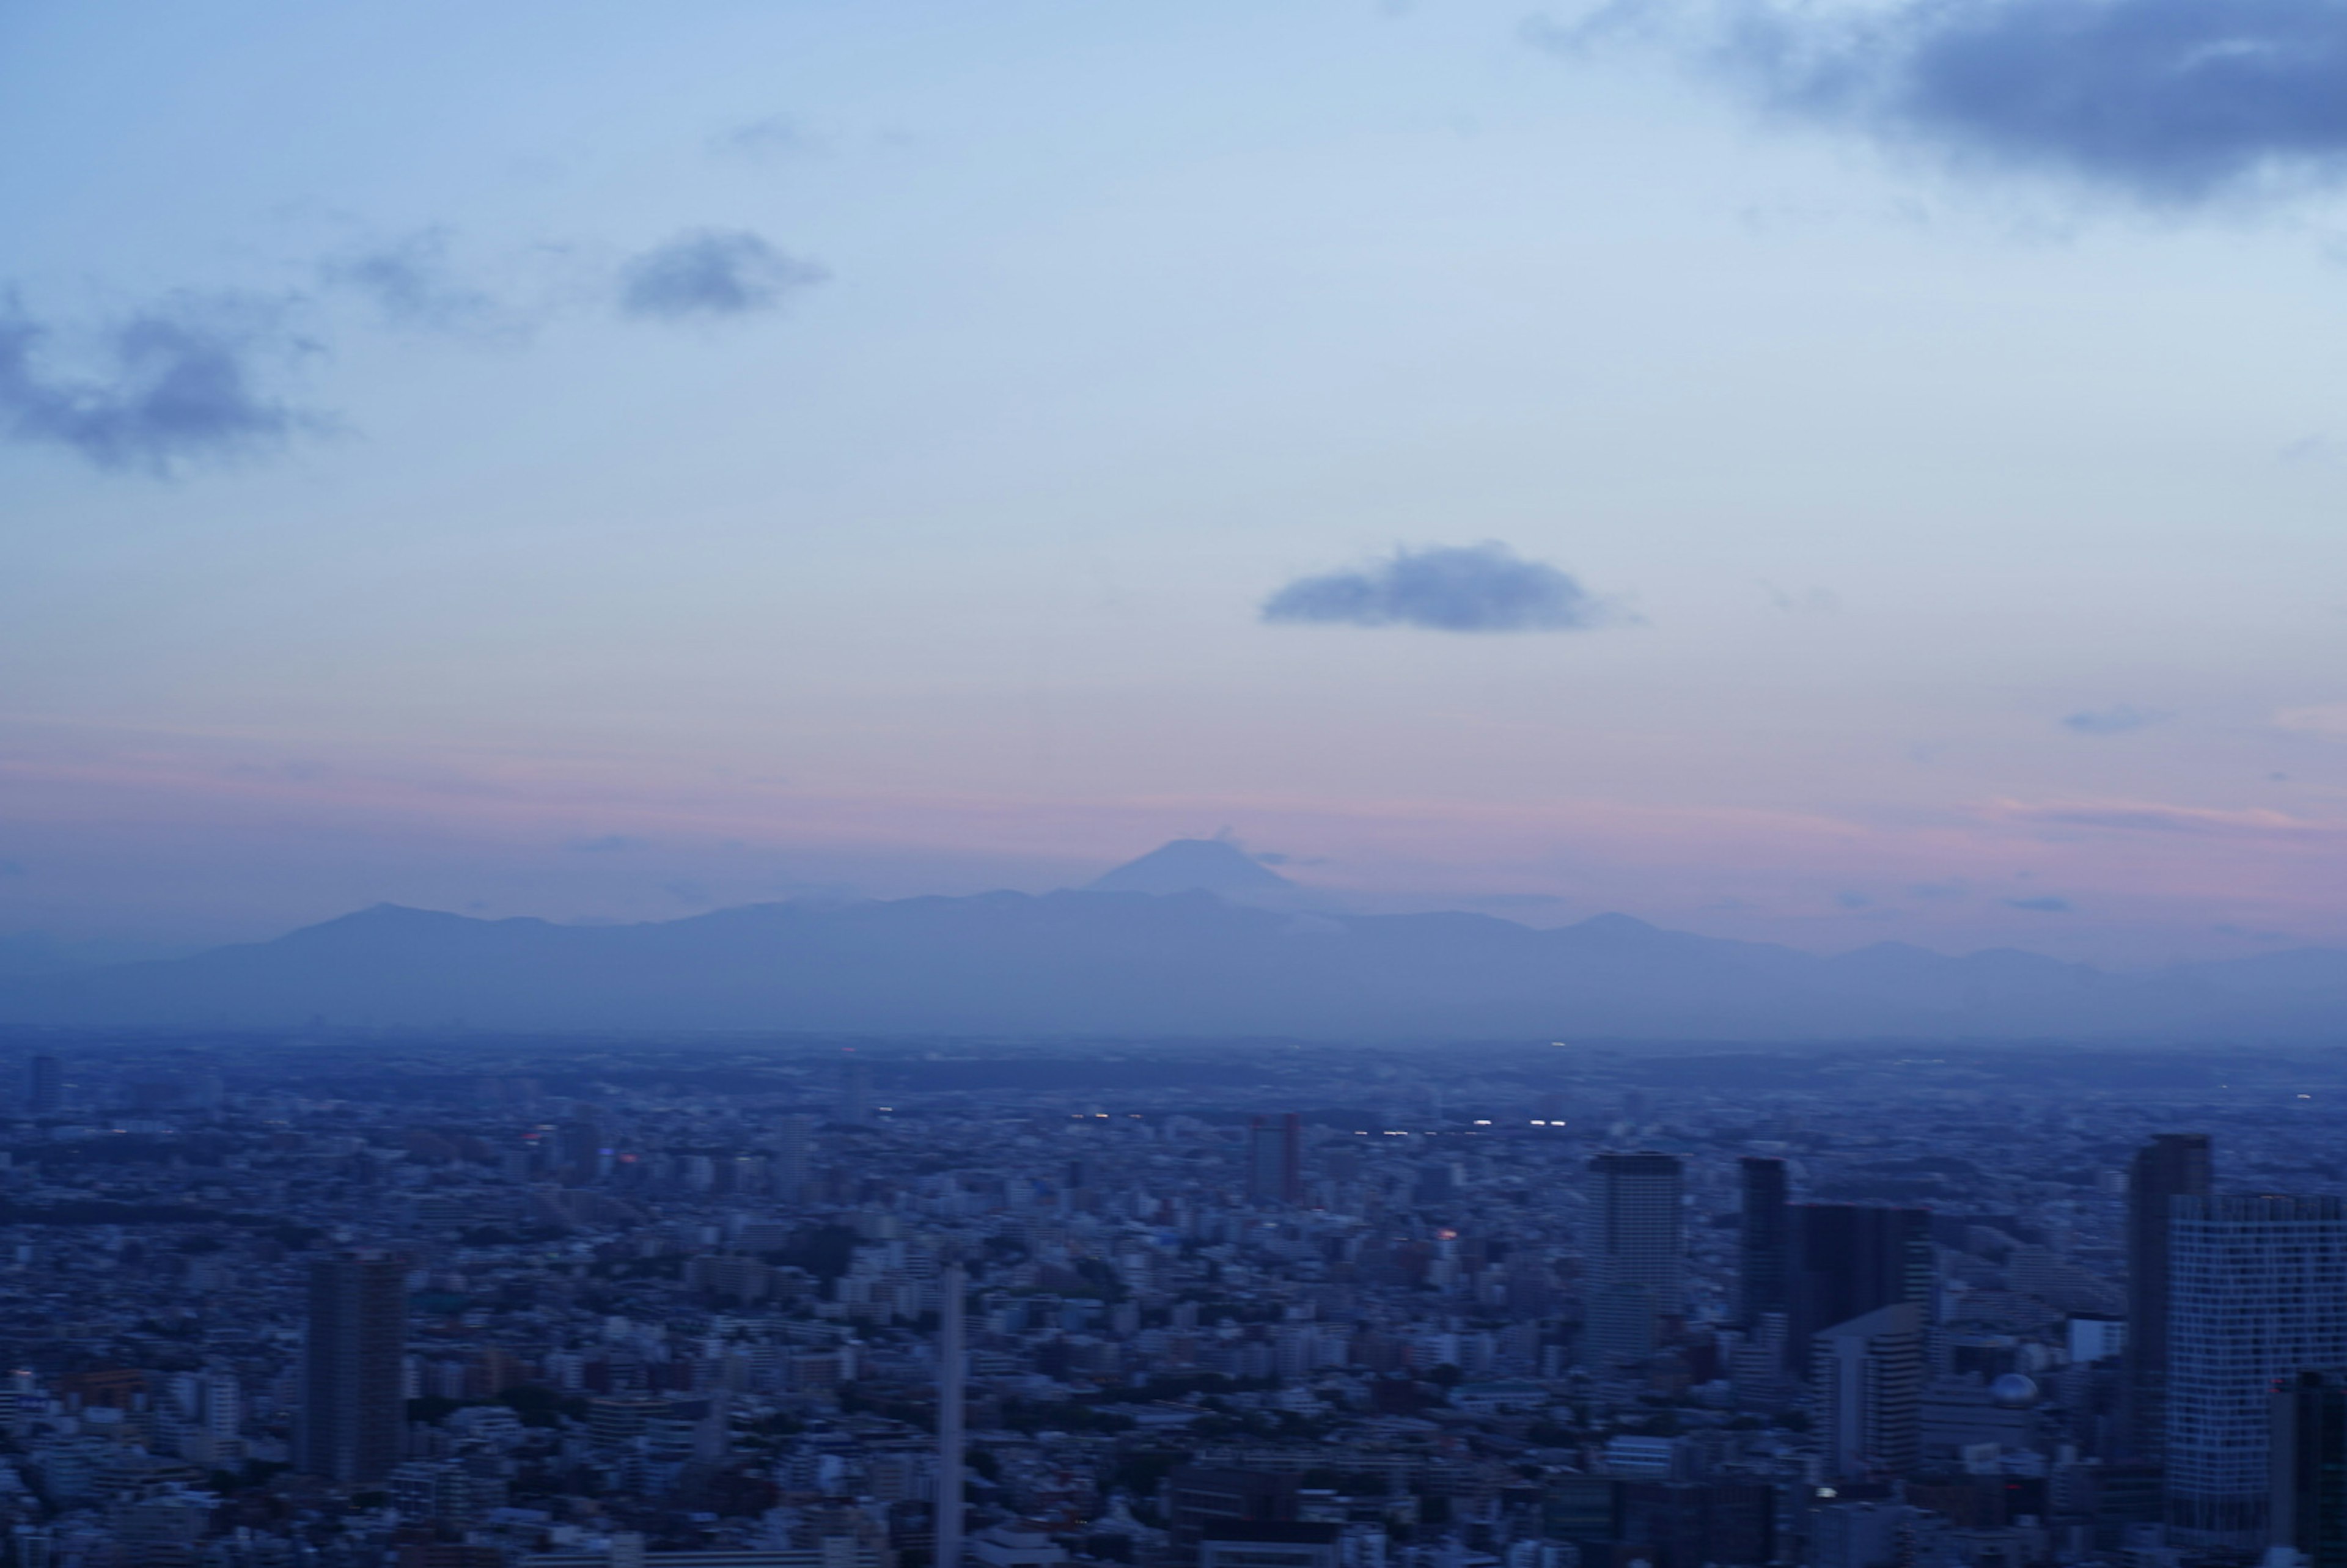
left=9, top=0, right=2347, bottom=964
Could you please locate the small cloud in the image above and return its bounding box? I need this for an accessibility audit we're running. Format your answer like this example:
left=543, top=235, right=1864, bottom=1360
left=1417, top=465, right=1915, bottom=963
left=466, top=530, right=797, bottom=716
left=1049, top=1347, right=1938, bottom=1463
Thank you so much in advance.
left=565, top=835, right=650, bottom=854
left=0, top=860, right=26, bottom=878
left=2280, top=435, right=2343, bottom=466
left=1996, top=799, right=2344, bottom=840
left=1262, top=542, right=1632, bottom=633
left=617, top=229, right=828, bottom=321
left=0, top=290, right=327, bottom=475
left=318, top=229, right=510, bottom=338
left=1906, top=880, right=1969, bottom=901
left=714, top=114, right=825, bottom=162
left=2214, top=923, right=2291, bottom=942
left=2005, top=895, right=2073, bottom=912
left=1760, top=581, right=1840, bottom=615
left=1528, top=0, right=2347, bottom=208
left=1835, top=890, right=1872, bottom=909
left=2061, top=703, right=2170, bottom=736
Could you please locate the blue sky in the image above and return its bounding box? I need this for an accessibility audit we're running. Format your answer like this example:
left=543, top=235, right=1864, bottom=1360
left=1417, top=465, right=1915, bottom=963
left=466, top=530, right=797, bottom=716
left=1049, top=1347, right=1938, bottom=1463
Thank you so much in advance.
left=7, top=0, right=2347, bottom=961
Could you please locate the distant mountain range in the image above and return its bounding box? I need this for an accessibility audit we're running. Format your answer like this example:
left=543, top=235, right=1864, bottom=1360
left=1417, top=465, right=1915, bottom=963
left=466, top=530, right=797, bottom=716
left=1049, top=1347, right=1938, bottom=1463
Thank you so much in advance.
left=2, top=840, right=2344, bottom=1040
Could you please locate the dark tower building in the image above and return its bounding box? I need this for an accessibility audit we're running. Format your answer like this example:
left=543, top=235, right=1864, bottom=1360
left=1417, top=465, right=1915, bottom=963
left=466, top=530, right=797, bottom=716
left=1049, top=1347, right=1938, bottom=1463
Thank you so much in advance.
left=1589, top=1151, right=1685, bottom=1314
left=1786, top=1204, right=1934, bottom=1376
left=24, top=1055, right=59, bottom=1114
left=1246, top=1113, right=1302, bottom=1206
left=2126, top=1132, right=2212, bottom=1460
left=296, top=1251, right=406, bottom=1484
left=2274, top=1369, right=2347, bottom=1568
left=1739, top=1156, right=1790, bottom=1328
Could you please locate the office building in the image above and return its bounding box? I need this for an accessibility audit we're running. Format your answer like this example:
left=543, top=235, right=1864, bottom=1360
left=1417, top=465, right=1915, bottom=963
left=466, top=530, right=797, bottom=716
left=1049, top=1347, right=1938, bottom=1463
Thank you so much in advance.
left=1813, top=1301, right=1924, bottom=1480
left=24, top=1055, right=59, bottom=1114
left=2273, top=1369, right=2347, bottom=1568
left=1246, top=1113, right=1302, bottom=1207
left=296, top=1251, right=406, bottom=1484
left=1787, top=1204, right=1933, bottom=1376
left=1738, top=1156, right=1788, bottom=1329
left=2167, top=1195, right=2347, bottom=1547
left=2126, top=1132, right=2212, bottom=1460
left=1589, top=1152, right=1683, bottom=1310
left=840, top=1058, right=873, bottom=1126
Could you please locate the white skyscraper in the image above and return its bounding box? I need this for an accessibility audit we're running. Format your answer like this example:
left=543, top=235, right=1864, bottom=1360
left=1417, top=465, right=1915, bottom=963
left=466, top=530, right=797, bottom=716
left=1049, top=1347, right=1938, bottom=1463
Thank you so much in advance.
left=2167, top=1195, right=2347, bottom=1548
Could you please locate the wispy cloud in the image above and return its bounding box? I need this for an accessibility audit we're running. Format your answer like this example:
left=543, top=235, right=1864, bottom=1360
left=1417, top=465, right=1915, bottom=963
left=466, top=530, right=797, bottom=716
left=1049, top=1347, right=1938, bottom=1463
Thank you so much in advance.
left=1528, top=0, right=2347, bottom=206
left=2006, top=895, right=2073, bottom=912
left=618, top=229, right=828, bottom=322
left=2277, top=704, right=2347, bottom=738
left=565, top=834, right=652, bottom=854
left=317, top=229, right=512, bottom=338
left=2060, top=703, right=2170, bottom=735
left=713, top=114, right=826, bottom=163
left=1262, top=543, right=1632, bottom=633
left=0, top=290, right=327, bottom=475
left=1995, top=799, right=2347, bottom=840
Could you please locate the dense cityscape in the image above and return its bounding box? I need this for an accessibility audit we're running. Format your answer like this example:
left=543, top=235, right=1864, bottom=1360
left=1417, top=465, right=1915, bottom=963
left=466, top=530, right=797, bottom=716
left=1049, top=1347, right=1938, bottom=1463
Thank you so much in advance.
left=0, top=1035, right=2341, bottom=1568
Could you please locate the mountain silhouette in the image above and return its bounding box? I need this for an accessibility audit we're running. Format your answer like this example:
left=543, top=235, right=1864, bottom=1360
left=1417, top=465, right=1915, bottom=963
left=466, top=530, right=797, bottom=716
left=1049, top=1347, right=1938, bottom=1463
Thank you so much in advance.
left=1, top=885, right=2342, bottom=1040
left=1085, top=838, right=1293, bottom=896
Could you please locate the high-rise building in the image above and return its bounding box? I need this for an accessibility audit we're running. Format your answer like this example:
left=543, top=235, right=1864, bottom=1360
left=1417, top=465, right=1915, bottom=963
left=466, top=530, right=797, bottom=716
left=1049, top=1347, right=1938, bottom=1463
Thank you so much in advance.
left=24, top=1056, right=59, bottom=1114
left=1787, top=1204, right=1934, bottom=1377
left=772, top=1115, right=814, bottom=1205
left=2272, top=1369, right=2347, bottom=1568
left=1738, top=1156, right=1789, bottom=1329
left=840, top=1058, right=873, bottom=1126
left=1247, top=1114, right=1302, bottom=1207
left=2126, top=1132, right=2212, bottom=1460
left=296, top=1251, right=406, bottom=1484
left=1589, top=1152, right=1684, bottom=1314
left=2167, top=1195, right=2347, bottom=1547
left=1813, top=1301, right=1924, bottom=1480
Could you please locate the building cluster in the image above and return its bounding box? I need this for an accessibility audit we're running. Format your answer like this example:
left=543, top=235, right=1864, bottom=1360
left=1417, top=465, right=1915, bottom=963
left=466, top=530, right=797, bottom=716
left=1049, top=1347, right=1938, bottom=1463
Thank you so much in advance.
left=0, top=1035, right=2343, bottom=1568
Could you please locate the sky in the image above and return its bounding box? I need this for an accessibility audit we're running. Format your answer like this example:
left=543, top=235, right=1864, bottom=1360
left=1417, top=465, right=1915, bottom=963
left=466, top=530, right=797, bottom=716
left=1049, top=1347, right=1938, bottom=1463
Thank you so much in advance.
left=7, top=0, right=2347, bottom=965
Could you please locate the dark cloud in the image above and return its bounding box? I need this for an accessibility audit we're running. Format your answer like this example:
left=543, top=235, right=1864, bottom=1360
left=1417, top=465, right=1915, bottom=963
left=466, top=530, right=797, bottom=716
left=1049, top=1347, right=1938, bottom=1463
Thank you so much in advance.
left=1529, top=0, right=2347, bottom=205
left=318, top=230, right=509, bottom=337
left=1262, top=543, right=1629, bottom=633
left=617, top=229, right=828, bottom=321
left=0, top=291, right=323, bottom=475
left=2005, top=895, right=2073, bottom=912
left=2061, top=703, right=2170, bottom=735
left=1835, top=890, right=1873, bottom=909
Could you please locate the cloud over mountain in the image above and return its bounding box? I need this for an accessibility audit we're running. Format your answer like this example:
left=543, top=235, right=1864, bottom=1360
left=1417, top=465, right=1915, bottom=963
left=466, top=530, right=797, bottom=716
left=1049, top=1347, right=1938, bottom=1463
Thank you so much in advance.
left=1262, top=543, right=1627, bottom=633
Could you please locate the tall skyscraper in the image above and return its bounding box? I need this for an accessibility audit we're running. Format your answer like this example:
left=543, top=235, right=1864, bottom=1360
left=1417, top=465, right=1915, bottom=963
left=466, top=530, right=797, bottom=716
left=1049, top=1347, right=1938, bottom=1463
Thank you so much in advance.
left=2272, top=1369, right=2347, bottom=1568
left=2126, top=1132, right=2212, bottom=1461
left=936, top=1262, right=967, bottom=1568
left=2167, top=1195, right=2347, bottom=1547
left=296, top=1251, right=406, bottom=1484
left=840, top=1058, right=873, bottom=1126
left=1247, top=1114, right=1302, bottom=1206
left=24, top=1056, right=59, bottom=1114
left=1589, top=1152, right=1684, bottom=1313
left=772, top=1115, right=814, bottom=1205
left=1738, top=1156, right=1789, bottom=1329
left=1813, top=1301, right=1924, bottom=1480
left=1786, top=1204, right=1934, bottom=1377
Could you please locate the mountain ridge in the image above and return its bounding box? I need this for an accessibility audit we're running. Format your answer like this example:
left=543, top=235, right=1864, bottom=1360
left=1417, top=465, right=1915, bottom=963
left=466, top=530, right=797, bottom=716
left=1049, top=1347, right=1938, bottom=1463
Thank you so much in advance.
left=1, top=886, right=2340, bottom=1041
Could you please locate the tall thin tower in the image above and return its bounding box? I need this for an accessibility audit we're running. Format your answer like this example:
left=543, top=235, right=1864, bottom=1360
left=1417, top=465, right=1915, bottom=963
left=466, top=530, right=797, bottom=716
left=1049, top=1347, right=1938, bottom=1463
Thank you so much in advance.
left=936, top=1263, right=966, bottom=1568
left=2127, top=1132, right=2212, bottom=1460
left=1738, top=1156, right=1788, bottom=1329
left=296, top=1251, right=405, bottom=1484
